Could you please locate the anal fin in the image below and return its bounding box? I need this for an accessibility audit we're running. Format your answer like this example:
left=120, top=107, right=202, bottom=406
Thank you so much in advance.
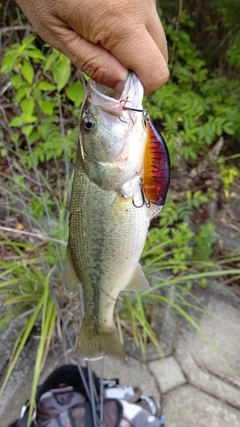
left=124, top=263, right=150, bottom=292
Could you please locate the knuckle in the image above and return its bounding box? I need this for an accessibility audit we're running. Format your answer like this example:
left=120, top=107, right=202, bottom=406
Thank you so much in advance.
left=81, top=57, right=107, bottom=83
left=90, top=21, right=127, bottom=49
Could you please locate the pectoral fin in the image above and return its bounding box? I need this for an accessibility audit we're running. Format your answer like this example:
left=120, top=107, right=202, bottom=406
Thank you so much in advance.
left=124, top=263, right=150, bottom=292
left=63, top=247, right=79, bottom=291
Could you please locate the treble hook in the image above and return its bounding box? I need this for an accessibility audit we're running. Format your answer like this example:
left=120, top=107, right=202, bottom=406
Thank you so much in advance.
left=119, top=100, right=135, bottom=124
left=132, top=187, right=150, bottom=209
left=119, top=115, right=134, bottom=124
left=119, top=116, right=128, bottom=123
left=121, top=103, right=150, bottom=122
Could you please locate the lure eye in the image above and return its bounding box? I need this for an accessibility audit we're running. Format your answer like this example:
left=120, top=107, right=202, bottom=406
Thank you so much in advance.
left=82, top=115, right=96, bottom=133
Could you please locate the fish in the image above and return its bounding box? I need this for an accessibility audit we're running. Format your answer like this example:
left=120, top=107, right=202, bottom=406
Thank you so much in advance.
left=63, top=72, right=170, bottom=360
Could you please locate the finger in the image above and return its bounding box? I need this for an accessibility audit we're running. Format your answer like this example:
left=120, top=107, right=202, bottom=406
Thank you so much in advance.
left=15, top=1, right=129, bottom=89
left=145, top=9, right=168, bottom=63
left=59, top=0, right=169, bottom=92
left=109, top=26, right=169, bottom=94
left=25, top=16, right=129, bottom=89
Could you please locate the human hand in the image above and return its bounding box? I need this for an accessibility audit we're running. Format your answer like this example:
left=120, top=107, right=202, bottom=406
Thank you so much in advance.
left=16, top=0, right=169, bottom=93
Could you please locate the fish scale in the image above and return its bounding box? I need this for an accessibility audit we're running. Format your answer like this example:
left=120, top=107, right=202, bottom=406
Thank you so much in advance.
left=63, top=72, right=169, bottom=360
left=69, top=152, right=149, bottom=305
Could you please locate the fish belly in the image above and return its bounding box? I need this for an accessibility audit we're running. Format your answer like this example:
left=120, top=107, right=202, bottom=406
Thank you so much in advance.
left=67, top=155, right=150, bottom=359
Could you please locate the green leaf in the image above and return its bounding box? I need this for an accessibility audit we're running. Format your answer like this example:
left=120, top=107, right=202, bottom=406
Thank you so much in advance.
left=21, top=113, right=37, bottom=124
left=40, top=117, right=56, bottom=126
left=16, top=87, right=31, bottom=102
left=21, top=60, right=34, bottom=85
left=27, top=50, right=46, bottom=61
left=21, top=98, right=35, bottom=117
left=0, top=142, right=7, bottom=157
left=22, top=35, right=36, bottom=47
left=10, top=117, right=23, bottom=127
left=33, top=87, right=42, bottom=103
left=10, top=75, right=24, bottom=89
left=28, top=131, right=40, bottom=144
left=10, top=132, right=20, bottom=143
left=17, top=45, right=25, bottom=56
left=82, top=73, right=90, bottom=81
left=39, top=100, right=55, bottom=115
left=55, top=54, right=71, bottom=91
left=22, top=125, right=34, bottom=137
left=44, top=50, right=57, bottom=72
left=66, top=82, right=85, bottom=106
left=223, top=122, right=234, bottom=135
left=1, top=53, right=18, bottom=73
left=38, top=82, right=56, bottom=91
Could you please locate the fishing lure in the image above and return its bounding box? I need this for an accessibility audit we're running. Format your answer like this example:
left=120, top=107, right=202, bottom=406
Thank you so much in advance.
left=142, top=119, right=170, bottom=206
left=122, top=105, right=170, bottom=207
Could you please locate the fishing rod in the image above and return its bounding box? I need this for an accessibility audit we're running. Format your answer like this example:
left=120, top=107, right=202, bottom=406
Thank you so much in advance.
left=51, top=281, right=105, bottom=427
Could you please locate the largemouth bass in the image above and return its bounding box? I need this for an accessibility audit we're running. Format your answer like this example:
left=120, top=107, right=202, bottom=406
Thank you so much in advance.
left=64, top=72, right=170, bottom=360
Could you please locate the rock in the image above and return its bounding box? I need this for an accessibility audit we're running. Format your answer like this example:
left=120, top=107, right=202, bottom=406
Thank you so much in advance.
left=190, top=297, right=240, bottom=385
left=0, top=315, right=25, bottom=375
left=162, top=384, right=240, bottom=427
left=229, top=196, right=240, bottom=222
left=213, top=218, right=240, bottom=252
left=149, top=356, right=186, bottom=393
left=175, top=291, right=240, bottom=409
left=0, top=337, right=39, bottom=426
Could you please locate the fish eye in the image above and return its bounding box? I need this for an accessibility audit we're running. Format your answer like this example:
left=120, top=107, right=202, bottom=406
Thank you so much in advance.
left=82, top=115, right=96, bottom=133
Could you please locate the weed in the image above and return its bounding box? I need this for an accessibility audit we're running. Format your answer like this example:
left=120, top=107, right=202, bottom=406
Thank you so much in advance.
left=1, top=35, right=84, bottom=168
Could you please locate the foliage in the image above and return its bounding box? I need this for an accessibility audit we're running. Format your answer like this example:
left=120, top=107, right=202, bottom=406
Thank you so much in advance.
left=193, top=222, right=218, bottom=263
left=0, top=161, right=68, bottom=423
left=159, top=190, right=209, bottom=226
left=157, top=0, right=240, bottom=72
left=217, top=155, right=239, bottom=198
left=141, top=190, right=217, bottom=276
left=0, top=234, right=59, bottom=422
left=120, top=251, right=240, bottom=361
left=0, top=36, right=77, bottom=414
left=0, top=241, right=57, bottom=372
left=1, top=35, right=84, bottom=168
left=144, top=11, right=240, bottom=166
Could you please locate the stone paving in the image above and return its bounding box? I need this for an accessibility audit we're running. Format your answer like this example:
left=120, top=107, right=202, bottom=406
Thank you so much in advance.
left=0, top=283, right=240, bottom=427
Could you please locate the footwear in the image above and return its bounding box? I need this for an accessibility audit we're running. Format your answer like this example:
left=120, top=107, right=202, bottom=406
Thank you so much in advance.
left=137, top=395, right=161, bottom=418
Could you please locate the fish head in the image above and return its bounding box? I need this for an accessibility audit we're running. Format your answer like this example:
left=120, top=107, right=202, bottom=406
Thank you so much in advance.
left=79, top=72, right=146, bottom=166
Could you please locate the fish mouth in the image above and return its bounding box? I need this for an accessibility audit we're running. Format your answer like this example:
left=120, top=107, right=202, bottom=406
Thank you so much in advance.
left=88, top=72, right=144, bottom=117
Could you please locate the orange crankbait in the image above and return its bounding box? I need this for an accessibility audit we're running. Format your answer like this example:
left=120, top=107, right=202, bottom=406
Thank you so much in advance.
left=143, top=120, right=170, bottom=206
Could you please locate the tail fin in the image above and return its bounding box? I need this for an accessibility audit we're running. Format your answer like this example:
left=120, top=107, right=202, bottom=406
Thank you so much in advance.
left=77, top=321, right=125, bottom=360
